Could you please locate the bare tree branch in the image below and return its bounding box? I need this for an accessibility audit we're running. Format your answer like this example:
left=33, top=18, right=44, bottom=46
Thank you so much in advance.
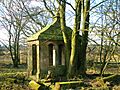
left=43, top=0, right=55, bottom=17
left=21, top=0, right=44, bottom=28
left=57, top=0, right=75, bottom=11
left=90, top=0, right=108, bottom=11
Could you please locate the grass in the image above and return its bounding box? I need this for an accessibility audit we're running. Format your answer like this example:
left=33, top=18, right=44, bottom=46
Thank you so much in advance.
left=0, top=57, right=120, bottom=90
left=0, top=59, right=29, bottom=90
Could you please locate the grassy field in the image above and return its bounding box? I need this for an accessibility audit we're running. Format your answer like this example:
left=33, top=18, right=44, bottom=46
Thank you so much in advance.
left=0, top=58, right=30, bottom=90
left=0, top=55, right=120, bottom=90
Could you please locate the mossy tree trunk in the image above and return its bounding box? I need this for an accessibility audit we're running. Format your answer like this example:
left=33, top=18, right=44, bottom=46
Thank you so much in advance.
left=68, top=0, right=82, bottom=77
left=78, top=0, right=90, bottom=75
left=68, top=0, right=90, bottom=77
left=57, top=0, right=90, bottom=78
left=57, top=0, right=71, bottom=70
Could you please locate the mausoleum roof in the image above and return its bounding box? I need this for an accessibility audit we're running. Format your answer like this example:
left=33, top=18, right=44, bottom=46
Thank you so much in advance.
left=27, top=17, right=72, bottom=41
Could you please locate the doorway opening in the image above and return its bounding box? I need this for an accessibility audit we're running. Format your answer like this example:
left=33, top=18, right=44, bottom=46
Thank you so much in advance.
left=32, top=44, right=37, bottom=75
left=48, top=44, right=56, bottom=66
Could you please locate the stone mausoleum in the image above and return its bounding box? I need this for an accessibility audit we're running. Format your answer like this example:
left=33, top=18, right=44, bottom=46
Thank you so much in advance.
left=27, top=17, right=72, bottom=80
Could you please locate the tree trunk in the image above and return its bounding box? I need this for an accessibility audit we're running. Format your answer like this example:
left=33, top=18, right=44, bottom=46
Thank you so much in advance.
left=68, top=0, right=90, bottom=77
left=58, top=0, right=90, bottom=78
left=68, top=0, right=81, bottom=77
left=59, top=0, right=70, bottom=71
left=13, top=58, right=18, bottom=68
left=16, top=31, right=20, bottom=64
left=78, top=0, right=90, bottom=75
left=9, top=29, right=20, bottom=68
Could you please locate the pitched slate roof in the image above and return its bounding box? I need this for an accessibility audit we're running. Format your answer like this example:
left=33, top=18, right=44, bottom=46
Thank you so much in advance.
left=27, top=17, right=72, bottom=42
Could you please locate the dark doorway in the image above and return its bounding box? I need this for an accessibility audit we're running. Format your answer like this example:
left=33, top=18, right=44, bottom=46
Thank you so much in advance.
left=58, top=44, right=63, bottom=65
left=32, top=44, right=37, bottom=75
left=48, top=44, right=56, bottom=66
left=48, top=44, right=53, bottom=66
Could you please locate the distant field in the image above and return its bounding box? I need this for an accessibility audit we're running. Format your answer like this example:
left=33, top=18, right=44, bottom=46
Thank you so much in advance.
left=0, top=52, right=27, bottom=64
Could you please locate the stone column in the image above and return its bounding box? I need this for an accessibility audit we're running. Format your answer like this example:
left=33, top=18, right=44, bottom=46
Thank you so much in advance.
left=27, top=43, right=32, bottom=76
left=36, top=42, right=40, bottom=81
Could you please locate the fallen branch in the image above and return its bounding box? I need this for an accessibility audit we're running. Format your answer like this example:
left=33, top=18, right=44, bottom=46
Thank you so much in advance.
left=103, top=74, right=117, bottom=81
left=57, top=80, right=83, bottom=85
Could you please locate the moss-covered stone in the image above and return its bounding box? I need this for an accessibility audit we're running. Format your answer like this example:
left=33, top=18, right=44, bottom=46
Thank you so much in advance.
left=90, top=77, right=109, bottom=90
left=29, top=80, right=40, bottom=90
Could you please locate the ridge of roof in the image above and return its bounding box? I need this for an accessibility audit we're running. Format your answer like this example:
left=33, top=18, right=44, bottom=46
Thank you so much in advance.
left=27, top=18, right=58, bottom=41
